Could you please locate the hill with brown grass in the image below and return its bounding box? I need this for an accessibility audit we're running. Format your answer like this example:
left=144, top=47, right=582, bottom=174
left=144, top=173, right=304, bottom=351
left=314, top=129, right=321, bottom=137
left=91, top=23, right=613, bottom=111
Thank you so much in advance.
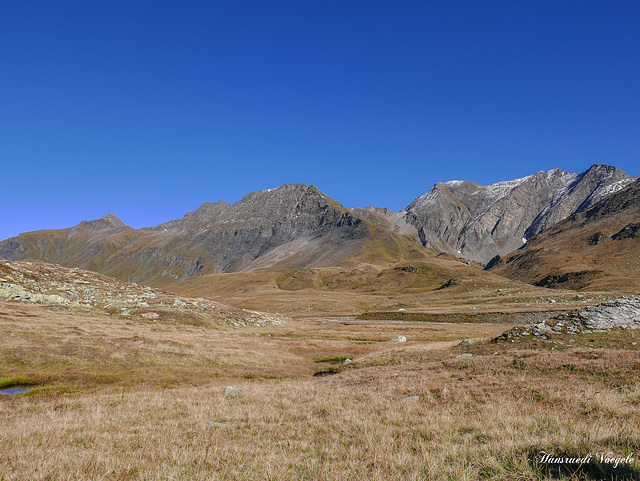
left=167, top=256, right=601, bottom=317
left=487, top=177, right=640, bottom=292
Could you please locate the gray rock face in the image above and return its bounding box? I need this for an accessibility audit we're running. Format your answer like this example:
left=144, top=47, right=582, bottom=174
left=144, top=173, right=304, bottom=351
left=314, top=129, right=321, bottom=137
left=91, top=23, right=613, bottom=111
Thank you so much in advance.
left=145, top=184, right=370, bottom=274
left=399, top=165, right=634, bottom=264
left=486, top=177, right=640, bottom=287
left=524, top=165, right=633, bottom=238
left=154, top=201, right=232, bottom=230
left=495, top=297, right=640, bottom=341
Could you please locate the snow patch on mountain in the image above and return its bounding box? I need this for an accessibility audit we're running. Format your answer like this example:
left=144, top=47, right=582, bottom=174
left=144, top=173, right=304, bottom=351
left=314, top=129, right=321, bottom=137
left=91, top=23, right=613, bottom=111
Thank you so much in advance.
left=486, top=175, right=532, bottom=200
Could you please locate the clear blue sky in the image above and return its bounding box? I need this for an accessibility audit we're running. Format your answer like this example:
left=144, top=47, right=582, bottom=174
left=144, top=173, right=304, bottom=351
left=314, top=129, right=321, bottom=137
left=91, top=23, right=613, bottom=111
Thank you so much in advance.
left=2, top=1, right=639, bottom=240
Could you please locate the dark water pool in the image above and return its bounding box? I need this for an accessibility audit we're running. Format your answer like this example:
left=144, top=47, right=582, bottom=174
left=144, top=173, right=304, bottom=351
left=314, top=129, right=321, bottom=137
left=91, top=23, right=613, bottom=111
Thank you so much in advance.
left=0, top=385, right=34, bottom=395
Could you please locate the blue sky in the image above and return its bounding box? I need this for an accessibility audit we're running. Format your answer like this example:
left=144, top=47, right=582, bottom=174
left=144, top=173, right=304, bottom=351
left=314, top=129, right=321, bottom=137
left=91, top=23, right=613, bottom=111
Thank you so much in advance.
left=2, top=1, right=639, bottom=240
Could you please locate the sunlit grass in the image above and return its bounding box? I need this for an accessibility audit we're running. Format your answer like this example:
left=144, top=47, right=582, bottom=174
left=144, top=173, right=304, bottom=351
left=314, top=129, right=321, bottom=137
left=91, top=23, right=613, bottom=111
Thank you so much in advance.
left=1, top=300, right=639, bottom=479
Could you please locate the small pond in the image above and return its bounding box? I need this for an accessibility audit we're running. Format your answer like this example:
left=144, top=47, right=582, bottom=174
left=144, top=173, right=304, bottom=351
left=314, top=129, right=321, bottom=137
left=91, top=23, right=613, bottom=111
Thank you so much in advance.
left=0, top=385, right=34, bottom=395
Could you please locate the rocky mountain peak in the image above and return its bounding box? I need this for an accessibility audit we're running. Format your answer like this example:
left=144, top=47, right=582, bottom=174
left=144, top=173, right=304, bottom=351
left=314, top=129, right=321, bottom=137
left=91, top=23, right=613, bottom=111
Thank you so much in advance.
left=236, top=183, right=322, bottom=203
left=585, top=163, right=624, bottom=175
left=363, top=206, right=394, bottom=216
left=73, top=213, right=127, bottom=234
left=401, top=164, right=634, bottom=264
left=102, top=213, right=124, bottom=224
left=229, top=183, right=342, bottom=221
left=487, top=176, right=640, bottom=291
left=193, top=201, right=232, bottom=215
left=153, top=201, right=232, bottom=231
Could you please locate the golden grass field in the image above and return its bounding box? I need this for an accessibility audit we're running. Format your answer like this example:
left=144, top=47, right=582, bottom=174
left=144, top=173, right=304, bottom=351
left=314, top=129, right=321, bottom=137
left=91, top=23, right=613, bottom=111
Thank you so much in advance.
left=1, top=297, right=640, bottom=480
left=166, top=262, right=608, bottom=318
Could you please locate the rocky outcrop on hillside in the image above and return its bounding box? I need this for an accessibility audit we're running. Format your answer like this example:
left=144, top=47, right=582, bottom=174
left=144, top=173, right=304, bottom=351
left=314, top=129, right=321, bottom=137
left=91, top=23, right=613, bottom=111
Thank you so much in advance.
left=399, top=165, right=634, bottom=264
left=0, top=260, right=285, bottom=326
left=494, top=297, right=640, bottom=341
left=488, top=177, right=640, bottom=291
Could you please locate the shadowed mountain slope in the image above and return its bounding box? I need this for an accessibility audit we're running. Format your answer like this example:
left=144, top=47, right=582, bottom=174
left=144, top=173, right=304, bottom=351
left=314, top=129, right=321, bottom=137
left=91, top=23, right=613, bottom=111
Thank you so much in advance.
left=487, top=177, right=640, bottom=292
left=0, top=184, right=429, bottom=286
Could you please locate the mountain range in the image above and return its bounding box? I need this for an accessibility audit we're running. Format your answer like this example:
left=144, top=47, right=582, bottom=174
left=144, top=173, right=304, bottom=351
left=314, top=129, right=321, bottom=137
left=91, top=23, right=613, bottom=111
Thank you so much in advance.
left=1, top=164, right=637, bottom=294
left=0, top=184, right=428, bottom=285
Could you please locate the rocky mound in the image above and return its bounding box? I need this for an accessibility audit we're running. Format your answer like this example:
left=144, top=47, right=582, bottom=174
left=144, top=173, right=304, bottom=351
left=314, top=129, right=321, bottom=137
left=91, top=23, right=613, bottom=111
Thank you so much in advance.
left=494, top=297, right=640, bottom=342
left=0, top=260, right=285, bottom=327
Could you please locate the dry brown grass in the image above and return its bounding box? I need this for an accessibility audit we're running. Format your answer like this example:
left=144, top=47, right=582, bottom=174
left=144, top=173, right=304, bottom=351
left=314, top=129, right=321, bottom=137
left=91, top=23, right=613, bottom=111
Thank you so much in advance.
left=0, top=301, right=509, bottom=390
left=1, top=300, right=640, bottom=480
left=166, top=263, right=596, bottom=318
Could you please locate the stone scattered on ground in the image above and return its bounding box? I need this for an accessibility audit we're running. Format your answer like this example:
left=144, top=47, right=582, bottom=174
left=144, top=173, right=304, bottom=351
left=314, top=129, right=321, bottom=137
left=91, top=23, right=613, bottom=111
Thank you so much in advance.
left=390, top=335, right=407, bottom=342
left=205, top=421, right=236, bottom=427
left=456, top=353, right=473, bottom=358
left=224, top=386, right=247, bottom=397
left=458, top=339, right=473, bottom=347
left=403, top=396, right=420, bottom=402
left=0, top=260, right=287, bottom=327
left=342, top=358, right=352, bottom=365
left=494, top=296, right=640, bottom=342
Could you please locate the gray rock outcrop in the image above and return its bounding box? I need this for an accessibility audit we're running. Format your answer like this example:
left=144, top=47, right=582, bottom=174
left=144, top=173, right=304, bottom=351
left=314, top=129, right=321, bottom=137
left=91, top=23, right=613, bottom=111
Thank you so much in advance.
left=390, top=335, right=407, bottom=342
left=398, top=165, right=634, bottom=264
left=0, top=260, right=286, bottom=327
left=494, top=297, right=640, bottom=341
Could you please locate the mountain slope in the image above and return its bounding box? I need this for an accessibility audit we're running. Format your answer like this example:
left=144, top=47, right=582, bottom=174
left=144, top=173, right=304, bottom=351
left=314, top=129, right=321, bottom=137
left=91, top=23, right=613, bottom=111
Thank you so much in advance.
left=0, top=184, right=429, bottom=286
left=398, top=165, right=634, bottom=264
left=487, top=177, right=640, bottom=292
